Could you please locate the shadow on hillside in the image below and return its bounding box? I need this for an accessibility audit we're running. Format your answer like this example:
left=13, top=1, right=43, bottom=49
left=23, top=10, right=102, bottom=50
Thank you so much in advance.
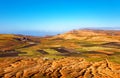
left=0, top=50, right=26, bottom=57
left=101, top=42, right=120, bottom=49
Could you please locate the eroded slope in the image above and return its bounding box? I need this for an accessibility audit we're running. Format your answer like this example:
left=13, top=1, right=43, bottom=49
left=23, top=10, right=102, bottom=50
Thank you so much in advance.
left=0, top=57, right=120, bottom=78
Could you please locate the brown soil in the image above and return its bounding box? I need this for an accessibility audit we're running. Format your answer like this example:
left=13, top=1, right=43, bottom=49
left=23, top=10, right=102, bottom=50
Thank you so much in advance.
left=0, top=57, right=120, bottom=78
left=102, top=42, right=120, bottom=49
left=84, top=51, right=114, bottom=55
left=0, top=51, right=26, bottom=57
left=51, top=47, right=78, bottom=53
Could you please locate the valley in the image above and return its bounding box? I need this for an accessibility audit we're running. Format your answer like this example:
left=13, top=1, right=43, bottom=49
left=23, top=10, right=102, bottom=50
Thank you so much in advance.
left=0, top=29, right=120, bottom=78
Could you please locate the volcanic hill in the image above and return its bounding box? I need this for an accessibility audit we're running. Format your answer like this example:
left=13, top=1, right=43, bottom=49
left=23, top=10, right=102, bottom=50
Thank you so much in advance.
left=0, top=29, right=120, bottom=78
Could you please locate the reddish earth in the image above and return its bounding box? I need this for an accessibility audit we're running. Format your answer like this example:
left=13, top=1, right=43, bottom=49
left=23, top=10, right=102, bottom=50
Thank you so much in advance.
left=0, top=57, right=120, bottom=78
left=0, top=30, right=120, bottom=78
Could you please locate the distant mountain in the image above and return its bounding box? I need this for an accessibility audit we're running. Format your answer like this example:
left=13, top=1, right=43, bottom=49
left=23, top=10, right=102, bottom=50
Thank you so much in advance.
left=53, top=29, right=120, bottom=42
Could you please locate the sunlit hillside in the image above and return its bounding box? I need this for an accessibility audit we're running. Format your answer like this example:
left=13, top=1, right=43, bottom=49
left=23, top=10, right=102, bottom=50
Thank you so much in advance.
left=0, top=29, right=120, bottom=78
left=0, top=29, right=120, bottom=63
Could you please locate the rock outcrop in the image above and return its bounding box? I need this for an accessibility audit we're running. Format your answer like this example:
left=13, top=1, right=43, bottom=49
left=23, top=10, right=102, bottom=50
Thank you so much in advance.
left=0, top=57, right=120, bottom=78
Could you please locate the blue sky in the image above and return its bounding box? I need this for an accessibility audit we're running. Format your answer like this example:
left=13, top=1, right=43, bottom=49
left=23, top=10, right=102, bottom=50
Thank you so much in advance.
left=0, top=0, right=120, bottom=35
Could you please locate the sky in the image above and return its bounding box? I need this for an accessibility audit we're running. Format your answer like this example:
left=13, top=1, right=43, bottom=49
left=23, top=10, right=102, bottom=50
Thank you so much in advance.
left=0, top=0, right=120, bottom=36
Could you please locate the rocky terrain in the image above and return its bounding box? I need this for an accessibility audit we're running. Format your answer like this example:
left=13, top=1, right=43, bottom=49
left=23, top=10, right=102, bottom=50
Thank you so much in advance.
left=0, top=29, right=120, bottom=78
left=0, top=57, right=120, bottom=78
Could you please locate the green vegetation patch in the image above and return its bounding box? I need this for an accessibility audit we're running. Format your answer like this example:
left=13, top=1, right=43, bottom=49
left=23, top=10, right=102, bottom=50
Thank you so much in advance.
left=43, top=49, right=60, bottom=55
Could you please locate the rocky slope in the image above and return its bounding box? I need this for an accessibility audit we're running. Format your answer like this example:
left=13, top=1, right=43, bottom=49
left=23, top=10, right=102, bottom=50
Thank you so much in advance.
left=0, top=57, right=120, bottom=78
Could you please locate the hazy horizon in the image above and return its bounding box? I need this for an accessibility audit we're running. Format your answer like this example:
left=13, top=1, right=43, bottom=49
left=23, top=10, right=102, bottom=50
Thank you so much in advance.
left=0, top=27, right=120, bottom=36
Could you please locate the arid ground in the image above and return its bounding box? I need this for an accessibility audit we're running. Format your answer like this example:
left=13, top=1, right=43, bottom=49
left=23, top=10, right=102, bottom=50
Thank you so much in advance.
left=0, top=29, right=120, bottom=78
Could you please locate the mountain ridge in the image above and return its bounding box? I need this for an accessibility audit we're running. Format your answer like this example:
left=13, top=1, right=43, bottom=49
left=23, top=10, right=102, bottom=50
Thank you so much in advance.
left=53, top=29, right=120, bottom=42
